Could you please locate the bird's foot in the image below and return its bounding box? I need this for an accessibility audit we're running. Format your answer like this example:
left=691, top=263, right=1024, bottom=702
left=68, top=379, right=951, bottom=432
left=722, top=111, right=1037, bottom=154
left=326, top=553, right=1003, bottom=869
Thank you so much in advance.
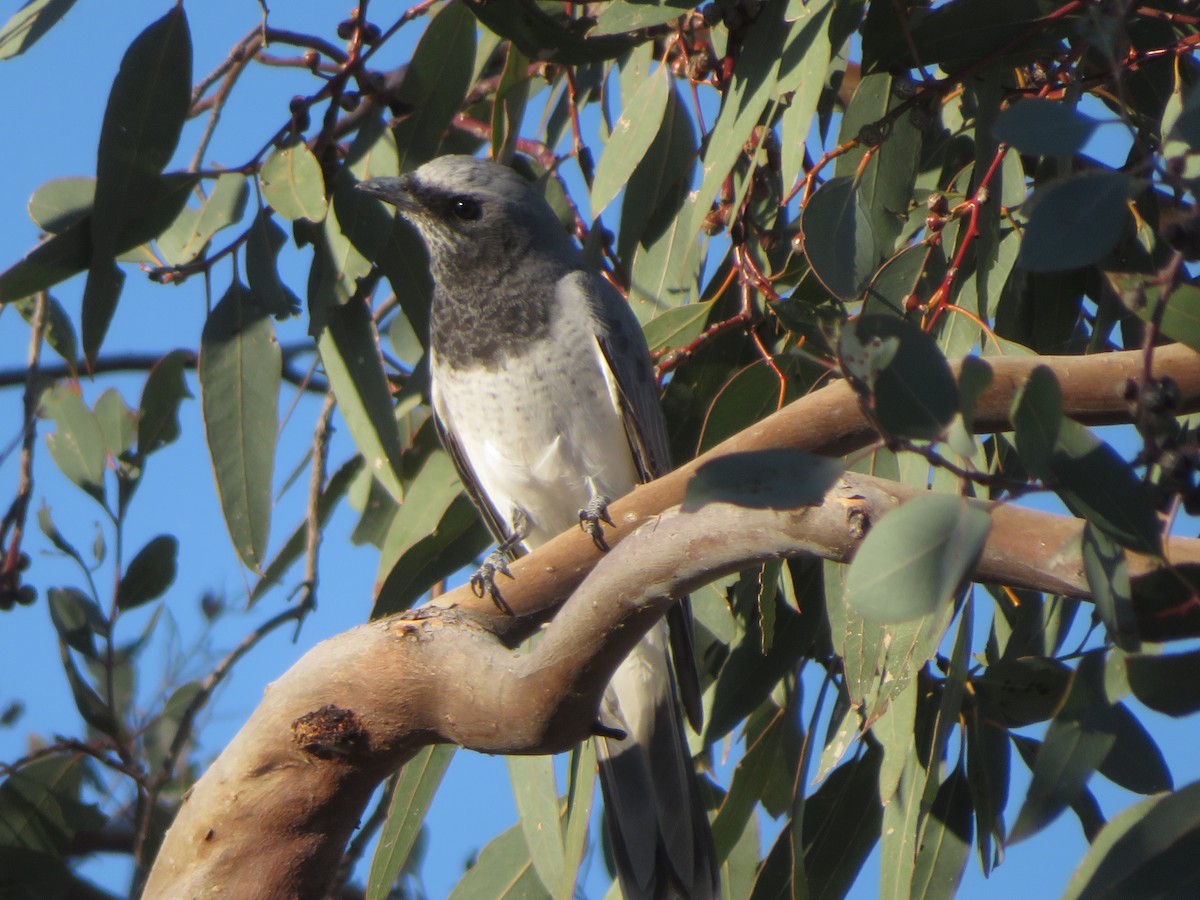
left=578, top=496, right=614, bottom=551
left=470, top=550, right=514, bottom=615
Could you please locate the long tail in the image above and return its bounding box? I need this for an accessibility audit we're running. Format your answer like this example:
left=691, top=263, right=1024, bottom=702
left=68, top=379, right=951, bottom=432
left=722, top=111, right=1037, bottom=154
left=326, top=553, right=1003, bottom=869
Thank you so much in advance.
left=595, top=622, right=718, bottom=900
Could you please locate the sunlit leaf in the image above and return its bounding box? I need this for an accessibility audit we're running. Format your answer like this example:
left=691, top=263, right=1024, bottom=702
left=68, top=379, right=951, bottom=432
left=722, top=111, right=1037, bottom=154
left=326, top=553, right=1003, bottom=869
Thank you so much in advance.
left=845, top=494, right=990, bottom=622
left=367, top=745, right=456, bottom=900
left=260, top=143, right=327, bottom=222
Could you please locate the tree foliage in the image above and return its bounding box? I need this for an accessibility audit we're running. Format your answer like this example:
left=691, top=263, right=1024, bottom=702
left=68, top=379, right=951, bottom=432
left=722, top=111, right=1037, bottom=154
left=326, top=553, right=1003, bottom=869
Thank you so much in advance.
left=2, top=0, right=1200, bottom=898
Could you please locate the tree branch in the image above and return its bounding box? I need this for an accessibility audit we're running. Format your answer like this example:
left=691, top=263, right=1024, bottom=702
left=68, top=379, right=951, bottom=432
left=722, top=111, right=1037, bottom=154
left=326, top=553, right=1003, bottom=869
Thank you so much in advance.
left=143, top=344, right=1200, bottom=897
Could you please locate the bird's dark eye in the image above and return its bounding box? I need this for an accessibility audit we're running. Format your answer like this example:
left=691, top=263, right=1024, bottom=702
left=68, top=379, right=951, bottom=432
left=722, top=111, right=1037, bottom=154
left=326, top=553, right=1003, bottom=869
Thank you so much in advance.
left=449, top=196, right=482, bottom=221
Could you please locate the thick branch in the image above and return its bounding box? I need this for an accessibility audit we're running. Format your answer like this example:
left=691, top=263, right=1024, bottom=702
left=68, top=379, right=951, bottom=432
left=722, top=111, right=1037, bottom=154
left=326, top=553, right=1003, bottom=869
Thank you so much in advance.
left=144, top=344, right=1200, bottom=897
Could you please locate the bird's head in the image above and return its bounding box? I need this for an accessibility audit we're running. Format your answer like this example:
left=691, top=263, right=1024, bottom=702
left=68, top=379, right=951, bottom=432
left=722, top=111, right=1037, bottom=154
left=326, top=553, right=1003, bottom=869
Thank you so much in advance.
left=356, top=155, right=574, bottom=279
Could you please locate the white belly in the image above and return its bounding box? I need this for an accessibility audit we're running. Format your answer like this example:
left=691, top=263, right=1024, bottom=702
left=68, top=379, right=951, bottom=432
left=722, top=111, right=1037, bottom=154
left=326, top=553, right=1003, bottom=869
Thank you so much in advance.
left=432, top=332, right=638, bottom=548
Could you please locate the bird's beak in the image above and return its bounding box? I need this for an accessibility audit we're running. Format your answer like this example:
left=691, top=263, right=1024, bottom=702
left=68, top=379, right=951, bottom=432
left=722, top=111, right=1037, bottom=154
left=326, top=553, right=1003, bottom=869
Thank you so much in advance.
left=355, top=175, right=418, bottom=213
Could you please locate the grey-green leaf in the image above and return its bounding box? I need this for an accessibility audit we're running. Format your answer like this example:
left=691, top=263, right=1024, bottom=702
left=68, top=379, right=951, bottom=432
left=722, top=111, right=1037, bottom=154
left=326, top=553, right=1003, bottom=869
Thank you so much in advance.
left=1063, top=779, right=1200, bottom=900
left=591, top=63, right=670, bottom=216
left=316, top=299, right=407, bottom=505
left=1017, top=171, right=1130, bottom=272
left=802, top=175, right=881, bottom=301
left=0, top=0, right=79, bottom=60
left=199, top=282, right=280, bottom=570
left=993, top=99, right=1098, bottom=156
left=845, top=494, right=991, bottom=622
left=260, top=143, right=327, bottom=222
left=40, top=383, right=106, bottom=494
left=367, top=745, right=456, bottom=900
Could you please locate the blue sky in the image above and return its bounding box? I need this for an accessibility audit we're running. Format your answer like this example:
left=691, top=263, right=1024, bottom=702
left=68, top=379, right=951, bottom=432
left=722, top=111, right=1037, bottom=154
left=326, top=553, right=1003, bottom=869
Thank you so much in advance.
left=1, top=3, right=1197, bottom=899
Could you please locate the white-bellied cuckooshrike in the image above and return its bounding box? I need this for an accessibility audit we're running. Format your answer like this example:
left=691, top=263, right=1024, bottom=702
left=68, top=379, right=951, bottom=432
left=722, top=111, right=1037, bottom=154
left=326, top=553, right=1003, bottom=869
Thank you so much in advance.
left=359, top=155, right=718, bottom=900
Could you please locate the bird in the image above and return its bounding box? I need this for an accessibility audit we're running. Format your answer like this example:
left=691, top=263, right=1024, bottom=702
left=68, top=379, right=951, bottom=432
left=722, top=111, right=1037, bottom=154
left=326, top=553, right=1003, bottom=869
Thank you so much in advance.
left=357, top=155, right=719, bottom=900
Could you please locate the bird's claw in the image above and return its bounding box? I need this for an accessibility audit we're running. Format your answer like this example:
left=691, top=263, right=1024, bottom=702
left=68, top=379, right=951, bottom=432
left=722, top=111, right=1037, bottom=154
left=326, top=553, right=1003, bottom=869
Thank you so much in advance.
left=470, top=550, right=514, bottom=615
left=578, top=496, right=614, bottom=551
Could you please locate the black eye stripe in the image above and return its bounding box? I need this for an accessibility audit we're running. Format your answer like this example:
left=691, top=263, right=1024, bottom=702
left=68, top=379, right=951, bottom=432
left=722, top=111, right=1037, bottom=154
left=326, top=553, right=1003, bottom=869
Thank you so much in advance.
left=449, top=195, right=482, bottom=221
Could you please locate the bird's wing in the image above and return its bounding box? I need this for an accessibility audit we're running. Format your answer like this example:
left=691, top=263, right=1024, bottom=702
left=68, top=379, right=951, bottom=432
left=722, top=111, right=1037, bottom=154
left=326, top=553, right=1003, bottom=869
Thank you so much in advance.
left=431, top=378, right=521, bottom=558
left=583, top=271, right=705, bottom=732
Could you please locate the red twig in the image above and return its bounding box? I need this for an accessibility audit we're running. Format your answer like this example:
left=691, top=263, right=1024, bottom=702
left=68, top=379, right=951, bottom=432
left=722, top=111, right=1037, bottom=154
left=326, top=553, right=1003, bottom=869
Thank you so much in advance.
left=926, top=144, right=1009, bottom=329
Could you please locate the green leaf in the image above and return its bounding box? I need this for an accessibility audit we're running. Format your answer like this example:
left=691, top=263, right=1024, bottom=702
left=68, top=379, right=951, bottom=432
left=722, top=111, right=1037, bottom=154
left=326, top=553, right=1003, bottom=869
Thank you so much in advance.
left=40, top=383, right=106, bottom=495
left=251, top=456, right=364, bottom=605
left=712, top=711, right=788, bottom=861
left=866, top=0, right=1076, bottom=73
left=155, top=173, right=248, bottom=265
left=910, top=764, right=973, bottom=899
left=507, top=756, right=564, bottom=893
left=367, top=744, right=456, bottom=900
left=677, top=0, right=789, bottom=261
left=1017, top=171, right=1131, bottom=272
left=966, top=707, right=1009, bottom=876
left=13, top=293, right=77, bottom=366
left=36, top=504, right=84, bottom=566
left=47, top=587, right=104, bottom=658
left=59, top=640, right=119, bottom=738
left=81, top=259, right=125, bottom=366
left=447, top=816, right=547, bottom=899
left=801, top=742, right=883, bottom=898
left=558, top=740, right=596, bottom=900
left=391, top=0, right=476, bottom=172
left=86, top=6, right=191, bottom=358
left=117, top=535, right=178, bottom=611
left=137, top=349, right=193, bottom=457
left=260, top=143, right=327, bottom=222
left=199, top=281, right=281, bottom=570
left=1010, top=364, right=1062, bottom=480
left=372, top=495, right=493, bottom=619
left=316, top=298, right=406, bottom=505
left=778, top=0, right=835, bottom=192
left=462, top=0, right=636, bottom=64
left=1049, top=419, right=1162, bottom=557
left=0, top=755, right=103, bottom=857
left=640, top=301, right=713, bottom=356
left=706, top=600, right=813, bottom=743
left=0, top=173, right=197, bottom=304
left=1109, top=276, right=1200, bottom=356
left=27, top=176, right=94, bottom=233
left=993, top=99, right=1098, bottom=156
left=0, top=0, right=78, bottom=60
left=1081, top=523, right=1138, bottom=651
left=1010, top=652, right=1117, bottom=843
left=245, top=209, right=301, bottom=318
left=683, top=449, right=843, bottom=512
left=974, top=656, right=1071, bottom=727
left=1097, top=701, right=1172, bottom=795
left=90, top=391, right=134, bottom=462
left=1063, top=780, right=1200, bottom=900
left=802, top=175, right=881, bottom=301
left=1165, top=68, right=1200, bottom=154
left=864, top=244, right=947, bottom=316
left=835, top=73, right=922, bottom=254
left=845, top=494, right=991, bottom=623
left=879, top=751, right=928, bottom=900
left=590, top=0, right=693, bottom=35
left=839, top=315, right=960, bottom=442
left=592, top=64, right=670, bottom=216
left=1125, top=648, right=1200, bottom=717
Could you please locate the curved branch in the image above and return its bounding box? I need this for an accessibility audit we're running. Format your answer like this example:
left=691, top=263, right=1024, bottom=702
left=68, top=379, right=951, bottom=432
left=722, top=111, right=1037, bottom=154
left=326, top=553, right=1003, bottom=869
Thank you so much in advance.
left=143, top=344, right=1200, bottom=897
